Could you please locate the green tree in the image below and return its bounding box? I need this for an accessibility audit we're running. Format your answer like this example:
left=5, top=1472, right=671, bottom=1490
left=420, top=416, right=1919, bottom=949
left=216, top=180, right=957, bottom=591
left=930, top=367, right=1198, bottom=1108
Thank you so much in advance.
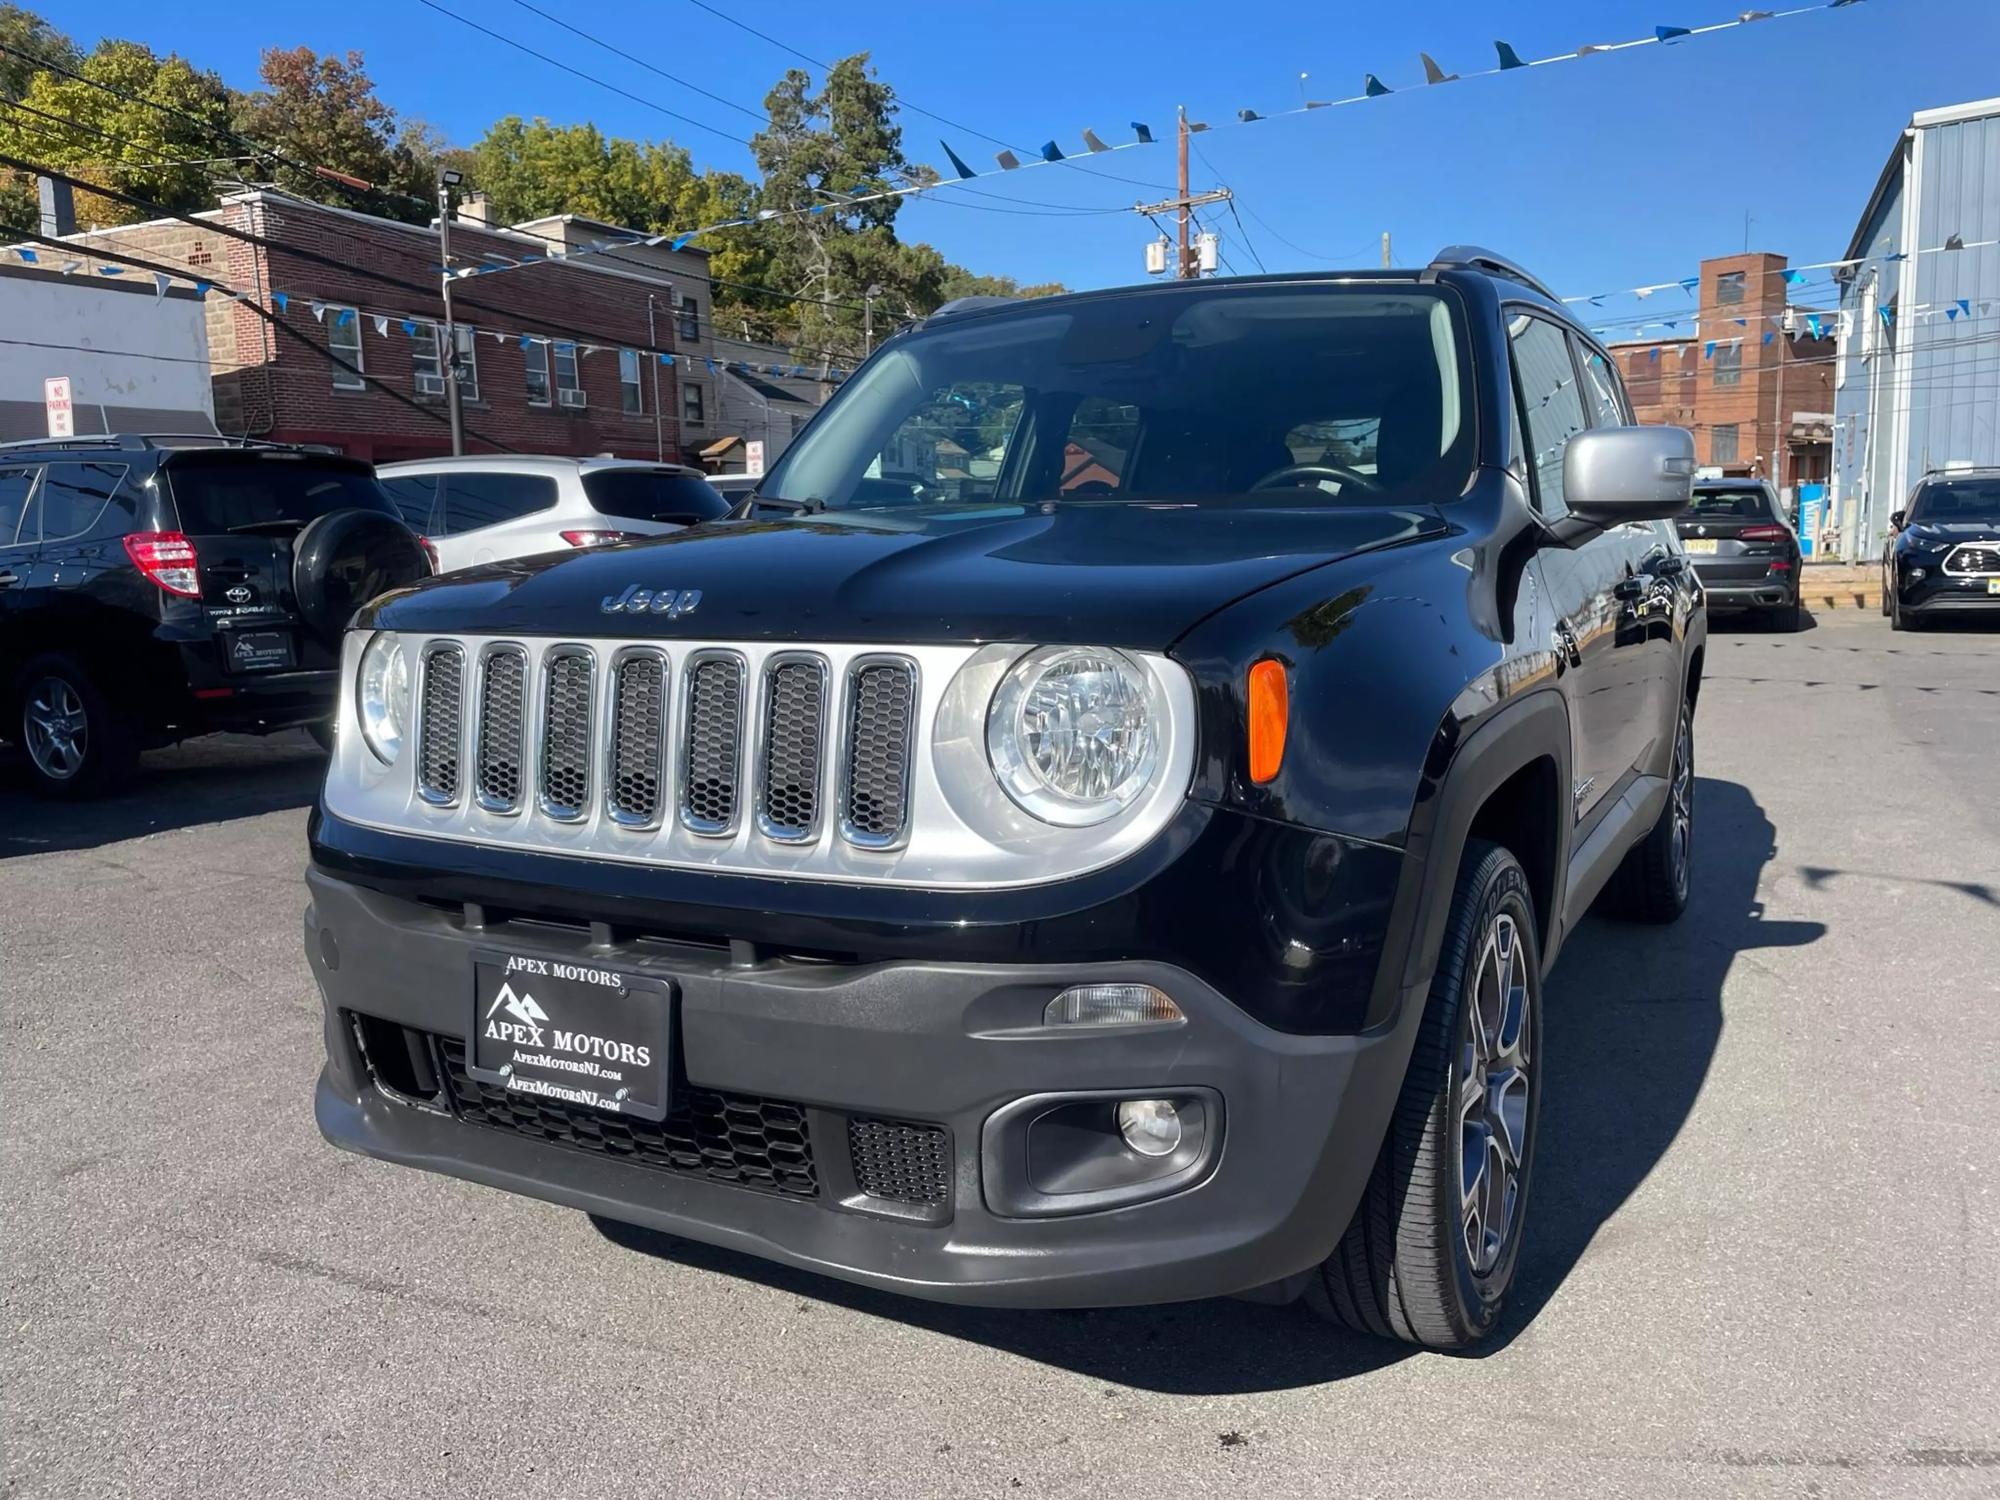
left=0, top=36, right=231, bottom=230
left=232, top=46, right=434, bottom=222
left=1, top=4, right=78, bottom=102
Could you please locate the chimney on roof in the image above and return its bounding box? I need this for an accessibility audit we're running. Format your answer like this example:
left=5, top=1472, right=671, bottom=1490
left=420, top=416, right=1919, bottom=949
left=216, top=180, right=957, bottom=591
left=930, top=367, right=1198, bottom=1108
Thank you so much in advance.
left=458, top=190, right=492, bottom=226
left=38, top=176, right=75, bottom=238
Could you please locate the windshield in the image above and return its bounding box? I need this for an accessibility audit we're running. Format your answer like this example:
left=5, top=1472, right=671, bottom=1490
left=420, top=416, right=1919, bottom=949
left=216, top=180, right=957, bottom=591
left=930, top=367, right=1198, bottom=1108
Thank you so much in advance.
left=167, top=454, right=398, bottom=534
left=1908, top=477, right=2000, bottom=523
left=760, top=284, right=1473, bottom=513
left=582, top=469, right=731, bottom=524
left=1682, top=485, right=1776, bottom=521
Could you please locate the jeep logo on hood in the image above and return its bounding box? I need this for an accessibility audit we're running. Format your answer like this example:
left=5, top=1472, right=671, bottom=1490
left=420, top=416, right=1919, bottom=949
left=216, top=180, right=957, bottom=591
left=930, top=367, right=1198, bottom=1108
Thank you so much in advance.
left=601, top=585, right=702, bottom=618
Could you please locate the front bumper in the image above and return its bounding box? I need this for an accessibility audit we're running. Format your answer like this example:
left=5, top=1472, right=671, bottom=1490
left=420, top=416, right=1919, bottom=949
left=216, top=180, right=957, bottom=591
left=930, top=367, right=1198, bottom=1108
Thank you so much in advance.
left=306, top=865, right=1421, bottom=1308
left=1902, top=577, right=2000, bottom=614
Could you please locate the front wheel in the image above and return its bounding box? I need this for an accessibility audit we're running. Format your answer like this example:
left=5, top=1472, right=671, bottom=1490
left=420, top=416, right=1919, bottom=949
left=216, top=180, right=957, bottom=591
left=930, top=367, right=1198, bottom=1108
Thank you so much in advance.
left=12, top=653, right=139, bottom=799
left=1305, top=840, right=1543, bottom=1349
left=1601, top=701, right=1694, bottom=923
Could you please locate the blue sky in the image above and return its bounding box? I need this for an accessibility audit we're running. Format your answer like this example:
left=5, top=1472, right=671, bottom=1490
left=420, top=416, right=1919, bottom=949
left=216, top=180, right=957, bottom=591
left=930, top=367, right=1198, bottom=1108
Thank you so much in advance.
left=55, top=0, right=2000, bottom=317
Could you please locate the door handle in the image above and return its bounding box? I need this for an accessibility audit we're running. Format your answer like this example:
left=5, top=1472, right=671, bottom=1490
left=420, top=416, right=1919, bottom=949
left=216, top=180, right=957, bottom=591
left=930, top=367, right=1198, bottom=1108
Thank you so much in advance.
left=0, top=570, right=19, bottom=589
left=1613, top=576, right=1646, bottom=601
left=1652, top=553, right=1687, bottom=578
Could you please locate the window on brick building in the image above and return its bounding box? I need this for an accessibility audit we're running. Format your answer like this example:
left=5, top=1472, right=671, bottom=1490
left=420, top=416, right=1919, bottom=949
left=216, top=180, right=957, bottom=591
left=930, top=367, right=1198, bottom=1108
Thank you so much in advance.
left=411, top=321, right=443, bottom=397
left=678, top=296, right=700, bottom=342
left=619, top=349, right=644, bottom=415
left=1711, top=424, right=1740, bottom=464
left=682, top=382, right=705, bottom=426
left=1716, top=271, right=1746, bottom=306
left=328, top=307, right=364, bottom=390
left=524, top=340, right=550, bottom=405
left=450, top=325, right=480, bottom=403
left=554, top=342, right=582, bottom=404
left=1713, top=342, right=1742, bottom=388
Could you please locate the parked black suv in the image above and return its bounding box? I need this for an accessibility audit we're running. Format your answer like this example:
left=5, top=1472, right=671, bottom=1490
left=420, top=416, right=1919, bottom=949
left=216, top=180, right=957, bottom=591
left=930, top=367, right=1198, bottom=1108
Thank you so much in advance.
left=306, top=251, right=1705, bottom=1350
left=0, top=435, right=427, bottom=796
left=1882, top=468, right=2000, bottom=630
left=1673, top=478, right=1802, bottom=629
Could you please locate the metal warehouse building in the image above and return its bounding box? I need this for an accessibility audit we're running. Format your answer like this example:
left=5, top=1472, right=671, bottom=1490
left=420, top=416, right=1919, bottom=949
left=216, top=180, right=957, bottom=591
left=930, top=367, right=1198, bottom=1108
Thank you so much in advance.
left=1831, top=96, right=2000, bottom=558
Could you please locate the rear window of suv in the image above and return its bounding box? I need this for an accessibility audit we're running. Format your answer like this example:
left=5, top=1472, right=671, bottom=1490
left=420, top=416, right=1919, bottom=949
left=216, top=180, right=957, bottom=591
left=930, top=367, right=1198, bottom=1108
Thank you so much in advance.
left=581, top=469, right=730, bottom=524
left=1682, top=485, right=1775, bottom=520
left=167, top=454, right=398, bottom=535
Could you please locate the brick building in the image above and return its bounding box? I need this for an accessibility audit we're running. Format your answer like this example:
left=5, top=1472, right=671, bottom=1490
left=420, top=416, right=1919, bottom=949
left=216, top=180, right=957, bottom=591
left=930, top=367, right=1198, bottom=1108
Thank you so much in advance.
left=1606, top=251, right=1835, bottom=488
left=64, top=189, right=725, bottom=465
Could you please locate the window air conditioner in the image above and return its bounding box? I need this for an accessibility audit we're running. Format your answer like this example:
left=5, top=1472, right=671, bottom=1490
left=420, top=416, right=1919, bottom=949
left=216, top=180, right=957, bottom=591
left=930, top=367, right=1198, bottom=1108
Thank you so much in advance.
left=558, top=387, right=588, bottom=409
left=415, top=372, right=445, bottom=396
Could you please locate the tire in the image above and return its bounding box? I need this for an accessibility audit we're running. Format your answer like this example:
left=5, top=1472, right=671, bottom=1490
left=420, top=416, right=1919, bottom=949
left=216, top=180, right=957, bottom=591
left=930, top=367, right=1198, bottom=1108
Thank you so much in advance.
left=1305, top=840, right=1543, bottom=1350
left=11, top=652, right=140, bottom=799
left=1601, top=700, right=1694, bottom=923
left=1769, top=597, right=1803, bottom=633
left=1889, top=591, right=1919, bottom=631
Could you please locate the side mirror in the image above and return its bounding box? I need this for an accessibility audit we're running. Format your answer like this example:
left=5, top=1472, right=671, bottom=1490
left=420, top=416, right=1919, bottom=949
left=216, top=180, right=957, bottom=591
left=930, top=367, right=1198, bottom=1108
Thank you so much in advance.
left=1889, top=509, right=1907, bottom=530
left=1562, top=426, right=1696, bottom=528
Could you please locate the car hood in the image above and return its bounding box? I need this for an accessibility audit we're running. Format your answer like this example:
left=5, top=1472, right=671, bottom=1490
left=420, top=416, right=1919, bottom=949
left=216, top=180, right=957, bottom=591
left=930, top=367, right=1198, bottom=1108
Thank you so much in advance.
left=362, top=502, right=1449, bottom=649
left=1903, top=520, right=2000, bottom=547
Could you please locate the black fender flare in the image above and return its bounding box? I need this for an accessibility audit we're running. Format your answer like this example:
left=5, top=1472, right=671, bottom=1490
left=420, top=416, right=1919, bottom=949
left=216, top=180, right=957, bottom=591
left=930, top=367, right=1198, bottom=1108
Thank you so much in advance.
left=1363, top=687, right=1573, bottom=1031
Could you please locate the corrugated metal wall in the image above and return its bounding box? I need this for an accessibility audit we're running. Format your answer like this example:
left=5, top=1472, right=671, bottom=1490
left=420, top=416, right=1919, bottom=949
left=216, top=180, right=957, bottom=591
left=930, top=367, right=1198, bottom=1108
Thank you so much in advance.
left=1910, top=113, right=2000, bottom=478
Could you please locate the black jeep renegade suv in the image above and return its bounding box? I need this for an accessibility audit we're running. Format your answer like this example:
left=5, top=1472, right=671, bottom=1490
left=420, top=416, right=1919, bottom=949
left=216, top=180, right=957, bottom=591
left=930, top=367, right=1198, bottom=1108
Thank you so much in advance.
left=307, top=250, right=1705, bottom=1350
left=0, top=435, right=427, bottom=796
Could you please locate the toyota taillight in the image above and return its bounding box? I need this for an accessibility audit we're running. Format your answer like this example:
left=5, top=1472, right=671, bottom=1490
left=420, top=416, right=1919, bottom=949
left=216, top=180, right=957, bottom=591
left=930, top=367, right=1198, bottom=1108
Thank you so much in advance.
left=560, top=528, right=635, bottom=548
left=1739, top=524, right=1788, bottom=541
left=123, top=531, right=201, bottom=597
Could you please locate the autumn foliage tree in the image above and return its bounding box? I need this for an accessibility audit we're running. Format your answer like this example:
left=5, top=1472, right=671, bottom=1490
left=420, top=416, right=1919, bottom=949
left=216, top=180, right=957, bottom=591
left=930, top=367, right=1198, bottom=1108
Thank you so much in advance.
left=232, top=46, right=439, bottom=221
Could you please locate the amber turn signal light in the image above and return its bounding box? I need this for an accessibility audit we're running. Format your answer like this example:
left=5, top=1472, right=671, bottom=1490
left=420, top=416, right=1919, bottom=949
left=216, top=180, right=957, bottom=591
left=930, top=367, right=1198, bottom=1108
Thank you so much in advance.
left=1247, top=658, right=1288, bottom=784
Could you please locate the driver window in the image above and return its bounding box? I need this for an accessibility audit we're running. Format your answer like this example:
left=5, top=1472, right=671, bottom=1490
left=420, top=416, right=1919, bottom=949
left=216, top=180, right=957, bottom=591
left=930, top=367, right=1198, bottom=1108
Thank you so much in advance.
left=1509, top=313, right=1588, bottom=520
left=874, top=382, right=1025, bottom=505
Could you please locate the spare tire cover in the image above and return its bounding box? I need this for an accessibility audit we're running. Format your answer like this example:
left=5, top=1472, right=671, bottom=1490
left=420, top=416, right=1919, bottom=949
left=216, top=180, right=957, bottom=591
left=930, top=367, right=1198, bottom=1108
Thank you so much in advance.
left=293, top=508, right=430, bottom=643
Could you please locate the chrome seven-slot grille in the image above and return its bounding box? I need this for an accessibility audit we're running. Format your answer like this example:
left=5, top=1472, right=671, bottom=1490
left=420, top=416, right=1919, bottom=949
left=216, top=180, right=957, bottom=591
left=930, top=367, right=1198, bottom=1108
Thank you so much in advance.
left=415, top=639, right=919, bottom=851
left=1943, top=543, right=2000, bottom=576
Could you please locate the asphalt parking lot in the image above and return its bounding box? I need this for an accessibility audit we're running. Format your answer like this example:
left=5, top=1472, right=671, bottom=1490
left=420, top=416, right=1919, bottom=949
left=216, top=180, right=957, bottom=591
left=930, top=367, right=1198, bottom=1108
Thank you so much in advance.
left=3, top=610, right=1997, bottom=1499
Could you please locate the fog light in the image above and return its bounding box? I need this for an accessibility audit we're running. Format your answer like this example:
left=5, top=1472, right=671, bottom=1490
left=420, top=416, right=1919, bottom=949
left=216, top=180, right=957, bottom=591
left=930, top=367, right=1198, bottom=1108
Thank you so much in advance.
left=1117, top=1098, right=1182, bottom=1157
left=1045, top=984, right=1183, bottom=1026
left=1910, top=567, right=1928, bottom=581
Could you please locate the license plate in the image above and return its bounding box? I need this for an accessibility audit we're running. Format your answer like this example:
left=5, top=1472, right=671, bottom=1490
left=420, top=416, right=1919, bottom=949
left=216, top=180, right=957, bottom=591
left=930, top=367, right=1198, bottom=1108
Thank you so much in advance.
left=467, top=951, right=672, bottom=1121
left=1683, top=538, right=1720, bottom=555
left=226, top=629, right=294, bottom=673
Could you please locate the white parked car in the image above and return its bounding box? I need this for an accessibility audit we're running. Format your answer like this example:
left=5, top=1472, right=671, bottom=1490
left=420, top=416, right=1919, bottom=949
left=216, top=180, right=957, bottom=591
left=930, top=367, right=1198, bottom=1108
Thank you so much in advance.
left=376, top=456, right=730, bottom=573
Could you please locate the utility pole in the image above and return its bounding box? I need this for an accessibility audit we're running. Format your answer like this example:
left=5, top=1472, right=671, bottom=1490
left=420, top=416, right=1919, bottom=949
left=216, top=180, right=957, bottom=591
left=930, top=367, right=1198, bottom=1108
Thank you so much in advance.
left=1134, top=110, right=1231, bottom=280
left=1381, top=232, right=1392, bottom=268
left=864, top=283, right=882, bottom=354
left=647, top=294, right=664, bottom=462
left=437, top=169, right=465, bottom=457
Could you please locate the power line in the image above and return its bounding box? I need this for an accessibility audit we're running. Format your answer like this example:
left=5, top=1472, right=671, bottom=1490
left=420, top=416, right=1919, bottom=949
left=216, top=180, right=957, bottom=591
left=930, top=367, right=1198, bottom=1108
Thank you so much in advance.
left=1224, top=198, right=1267, bottom=274
left=498, top=0, right=771, bottom=124
left=409, top=0, right=754, bottom=149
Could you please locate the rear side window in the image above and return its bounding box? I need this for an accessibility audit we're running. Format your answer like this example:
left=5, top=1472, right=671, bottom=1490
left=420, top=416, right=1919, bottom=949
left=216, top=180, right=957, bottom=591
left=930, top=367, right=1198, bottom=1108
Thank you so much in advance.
left=1577, top=345, right=1629, bottom=428
left=1509, top=314, right=1589, bottom=519
left=381, top=474, right=440, bottom=530
left=580, top=470, right=729, bottom=524
left=0, top=467, right=37, bottom=547
left=1683, top=486, right=1775, bottom=520
left=437, top=472, right=559, bottom=534
left=35, top=462, right=133, bottom=543
left=167, top=455, right=397, bottom=534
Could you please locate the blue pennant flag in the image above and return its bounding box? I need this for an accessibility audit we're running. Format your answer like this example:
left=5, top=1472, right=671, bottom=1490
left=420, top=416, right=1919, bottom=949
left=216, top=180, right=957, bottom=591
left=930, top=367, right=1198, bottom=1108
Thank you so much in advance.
left=1656, top=24, right=1693, bottom=42
left=1763, top=331, right=1774, bottom=344
left=15, top=247, right=36, bottom=264
left=1588, top=296, right=1605, bottom=307
left=941, top=141, right=979, bottom=179
left=1039, top=141, right=1065, bottom=162
left=1495, top=40, right=1529, bottom=69
left=670, top=234, right=694, bottom=251
left=1879, top=306, right=1893, bottom=327
left=1237, top=109, right=1263, bottom=122
left=791, top=365, right=806, bottom=377
left=194, top=280, right=210, bottom=298
left=809, top=204, right=826, bottom=214
left=272, top=290, right=286, bottom=309
left=659, top=353, right=674, bottom=367
left=98, top=266, right=124, bottom=276
left=1679, top=277, right=1699, bottom=294
left=1703, top=340, right=1716, bottom=359
left=1648, top=348, right=1660, bottom=362
left=519, top=334, right=532, bottom=349
left=1664, top=320, right=1679, bottom=330
left=1784, top=269, right=1807, bottom=284
left=1364, top=74, right=1393, bottom=97
left=1956, top=298, right=1972, bottom=317
left=1806, top=314, right=1822, bottom=339
left=705, top=358, right=718, bottom=374
left=336, top=308, right=355, bottom=327
left=400, top=319, right=417, bottom=336
left=1132, top=122, right=1154, bottom=144
left=1733, top=317, right=1747, bottom=327
left=1884, top=251, right=1908, bottom=262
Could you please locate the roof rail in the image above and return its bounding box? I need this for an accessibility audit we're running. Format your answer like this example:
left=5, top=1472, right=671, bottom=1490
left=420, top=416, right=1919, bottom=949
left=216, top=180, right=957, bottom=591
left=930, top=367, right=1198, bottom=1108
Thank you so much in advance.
left=1426, top=246, right=1560, bottom=302
left=928, top=295, right=1018, bottom=320
left=0, top=432, right=337, bottom=456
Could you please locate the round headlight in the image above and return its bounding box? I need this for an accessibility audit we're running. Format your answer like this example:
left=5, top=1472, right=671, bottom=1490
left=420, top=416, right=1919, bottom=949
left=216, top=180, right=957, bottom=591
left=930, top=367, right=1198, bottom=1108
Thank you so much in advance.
left=356, top=630, right=411, bottom=765
left=986, top=646, right=1163, bottom=826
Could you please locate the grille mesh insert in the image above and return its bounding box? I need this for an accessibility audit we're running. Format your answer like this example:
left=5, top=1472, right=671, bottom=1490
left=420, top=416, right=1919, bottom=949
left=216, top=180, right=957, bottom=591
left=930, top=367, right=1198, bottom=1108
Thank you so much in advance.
left=540, top=652, right=594, bottom=817
left=760, top=659, right=825, bottom=839
left=609, top=654, right=667, bottom=825
left=1946, top=545, right=2000, bottom=575
left=682, top=656, right=744, bottom=832
left=417, top=647, right=464, bottom=804
left=845, top=662, right=915, bottom=843
left=847, top=1117, right=951, bottom=1205
left=434, top=1036, right=818, bottom=1199
left=475, top=649, right=527, bottom=811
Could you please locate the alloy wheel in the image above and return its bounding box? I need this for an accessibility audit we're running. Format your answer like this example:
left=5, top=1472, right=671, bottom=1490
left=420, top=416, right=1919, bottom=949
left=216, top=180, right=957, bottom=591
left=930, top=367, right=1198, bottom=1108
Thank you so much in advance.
left=1668, top=710, right=1694, bottom=899
left=1457, top=911, right=1532, bottom=1278
left=23, top=675, right=88, bottom=781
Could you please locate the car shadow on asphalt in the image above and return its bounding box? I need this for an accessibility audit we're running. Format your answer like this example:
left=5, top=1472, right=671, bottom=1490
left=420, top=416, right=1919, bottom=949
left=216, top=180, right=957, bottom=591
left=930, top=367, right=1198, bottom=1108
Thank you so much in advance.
left=0, top=734, right=326, bottom=859
left=596, top=775, right=1820, bottom=1392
